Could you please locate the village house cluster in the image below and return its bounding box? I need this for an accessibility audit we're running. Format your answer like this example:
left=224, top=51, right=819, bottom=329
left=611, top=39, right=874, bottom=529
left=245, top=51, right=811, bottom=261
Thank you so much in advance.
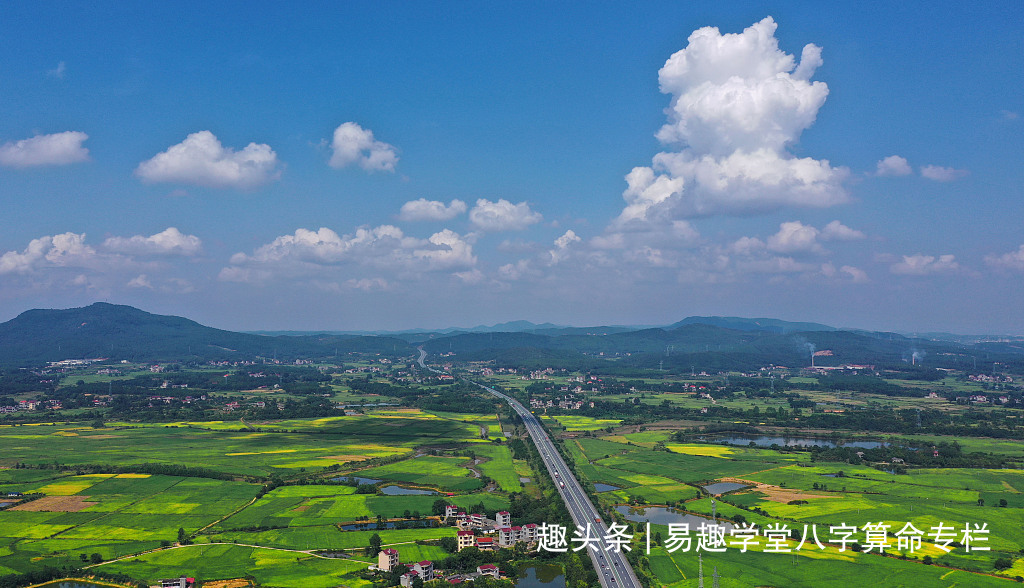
left=445, top=505, right=539, bottom=550
left=376, top=547, right=501, bottom=586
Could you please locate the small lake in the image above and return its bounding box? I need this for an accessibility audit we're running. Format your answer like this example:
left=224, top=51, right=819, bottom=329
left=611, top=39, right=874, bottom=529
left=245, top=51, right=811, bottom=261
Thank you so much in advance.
left=0, top=502, right=15, bottom=508
left=380, top=485, right=437, bottom=495
left=331, top=476, right=382, bottom=485
left=33, top=583, right=112, bottom=588
left=517, top=564, right=566, bottom=587
left=703, top=482, right=747, bottom=494
left=615, top=506, right=735, bottom=531
left=711, top=435, right=886, bottom=449
left=594, top=483, right=620, bottom=492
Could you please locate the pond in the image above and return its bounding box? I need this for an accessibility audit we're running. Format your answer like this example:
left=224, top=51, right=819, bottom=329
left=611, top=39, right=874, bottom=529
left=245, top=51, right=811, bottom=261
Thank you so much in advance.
left=615, top=506, right=735, bottom=531
left=710, top=435, right=886, bottom=449
left=702, top=482, right=747, bottom=494
left=594, top=483, right=620, bottom=492
left=0, top=502, right=15, bottom=508
left=380, top=485, right=437, bottom=495
left=32, top=583, right=117, bottom=588
left=516, top=564, right=566, bottom=587
left=331, top=476, right=382, bottom=485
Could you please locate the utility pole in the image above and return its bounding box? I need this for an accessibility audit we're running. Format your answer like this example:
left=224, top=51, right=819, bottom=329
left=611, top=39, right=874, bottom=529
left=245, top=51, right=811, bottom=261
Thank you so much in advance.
left=698, top=553, right=704, bottom=588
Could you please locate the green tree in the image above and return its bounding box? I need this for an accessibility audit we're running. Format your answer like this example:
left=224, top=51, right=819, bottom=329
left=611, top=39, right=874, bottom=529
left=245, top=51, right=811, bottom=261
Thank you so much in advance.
left=366, top=533, right=382, bottom=557
left=90, top=553, right=103, bottom=564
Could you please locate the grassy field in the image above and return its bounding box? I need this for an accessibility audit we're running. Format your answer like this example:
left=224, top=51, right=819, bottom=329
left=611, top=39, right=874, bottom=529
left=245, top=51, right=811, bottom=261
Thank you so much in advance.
left=556, top=422, right=1024, bottom=585
left=0, top=410, right=499, bottom=477
left=99, top=543, right=373, bottom=587
left=0, top=473, right=260, bottom=575
left=354, top=455, right=483, bottom=491
left=0, top=407, right=529, bottom=586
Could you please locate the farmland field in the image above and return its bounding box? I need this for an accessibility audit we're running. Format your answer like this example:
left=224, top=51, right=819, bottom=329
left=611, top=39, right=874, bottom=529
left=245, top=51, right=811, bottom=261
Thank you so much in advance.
left=0, top=407, right=528, bottom=586
left=560, top=422, right=1024, bottom=585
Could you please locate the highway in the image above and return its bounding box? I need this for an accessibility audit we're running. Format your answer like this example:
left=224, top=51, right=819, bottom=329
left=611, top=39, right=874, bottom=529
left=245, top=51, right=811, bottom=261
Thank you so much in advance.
left=418, top=349, right=643, bottom=588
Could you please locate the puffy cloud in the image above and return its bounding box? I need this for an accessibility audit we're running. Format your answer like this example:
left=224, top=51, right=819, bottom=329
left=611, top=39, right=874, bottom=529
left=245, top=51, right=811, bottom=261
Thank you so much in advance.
left=226, top=225, right=476, bottom=279
left=767, top=221, right=823, bottom=254
left=615, top=17, right=847, bottom=224
left=618, top=167, right=685, bottom=225
left=549, top=230, right=582, bottom=264
left=820, top=220, right=865, bottom=241
left=840, top=265, right=869, bottom=283
left=752, top=219, right=863, bottom=255
left=127, top=274, right=153, bottom=289
left=414, top=229, right=477, bottom=271
left=875, top=155, right=912, bottom=177
left=135, top=131, right=281, bottom=189
left=656, top=18, right=828, bottom=155
left=890, top=253, right=960, bottom=275
left=0, top=232, right=97, bottom=274
left=102, top=227, right=202, bottom=256
left=985, top=245, right=1024, bottom=271
left=1001, top=110, right=1019, bottom=121
left=729, top=236, right=765, bottom=255
left=328, top=122, right=398, bottom=172
left=0, top=233, right=200, bottom=296
left=920, top=165, right=968, bottom=182
left=469, top=199, right=542, bottom=231
left=554, top=230, right=581, bottom=250
left=0, top=131, right=89, bottom=168
left=398, top=198, right=467, bottom=221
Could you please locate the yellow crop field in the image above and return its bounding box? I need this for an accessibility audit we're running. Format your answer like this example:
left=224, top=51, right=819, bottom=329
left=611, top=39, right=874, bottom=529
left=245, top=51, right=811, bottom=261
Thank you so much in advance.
left=33, top=475, right=114, bottom=495
left=666, top=443, right=735, bottom=458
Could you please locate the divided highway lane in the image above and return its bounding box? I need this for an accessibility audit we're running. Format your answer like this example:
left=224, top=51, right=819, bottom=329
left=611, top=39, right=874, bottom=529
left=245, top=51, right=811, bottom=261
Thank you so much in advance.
left=417, top=349, right=642, bottom=588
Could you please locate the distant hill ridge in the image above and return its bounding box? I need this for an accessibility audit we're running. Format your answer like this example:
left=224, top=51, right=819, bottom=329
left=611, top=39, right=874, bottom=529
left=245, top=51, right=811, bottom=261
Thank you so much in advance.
left=3, top=303, right=1021, bottom=370
left=669, top=316, right=836, bottom=334
left=0, top=302, right=410, bottom=365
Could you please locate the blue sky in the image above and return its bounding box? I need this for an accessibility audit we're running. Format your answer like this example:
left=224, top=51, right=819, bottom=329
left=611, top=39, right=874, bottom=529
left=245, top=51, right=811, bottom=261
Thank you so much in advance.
left=1, top=2, right=1022, bottom=333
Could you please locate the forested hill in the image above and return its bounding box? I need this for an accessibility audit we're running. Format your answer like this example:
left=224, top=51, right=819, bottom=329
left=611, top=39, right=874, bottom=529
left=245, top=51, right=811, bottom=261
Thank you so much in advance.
left=0, top=303, right=412, bottom=365
left=422, top=322, right=1024, bottom=373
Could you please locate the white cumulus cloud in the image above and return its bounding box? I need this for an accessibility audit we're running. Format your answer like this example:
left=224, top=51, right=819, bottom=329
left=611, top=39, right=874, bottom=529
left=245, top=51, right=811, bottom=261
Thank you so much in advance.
left=767, top=221, right=823, bottom=254
left=840, top=265, right=869, bottom=283
left=615, top=17, right=847, bottom=225
left=103, top=227, right=202, bottom=256
left=469, top=199, right=542, bottom=231
left=127, top=274, right=153, bottom=289
left=875, top=155, right=912, bottom=177
left=0, top=233, right=97, bottom=274
left=985, top=245, right=1024, bottom=271
left=328, top=122, right=398, bottom=172
left=890, top=253, right=960, bottom=275
left=0, top=131, right=89, bottom=168
left=135, top=131, right=281, bottom=189
left=398, top=198, right=467, bottom=221
left=820, top=220, right=865, bottom=241
left=226, top=225, right=476, bottom=280
left=920, top=165, right=968, bottom=182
